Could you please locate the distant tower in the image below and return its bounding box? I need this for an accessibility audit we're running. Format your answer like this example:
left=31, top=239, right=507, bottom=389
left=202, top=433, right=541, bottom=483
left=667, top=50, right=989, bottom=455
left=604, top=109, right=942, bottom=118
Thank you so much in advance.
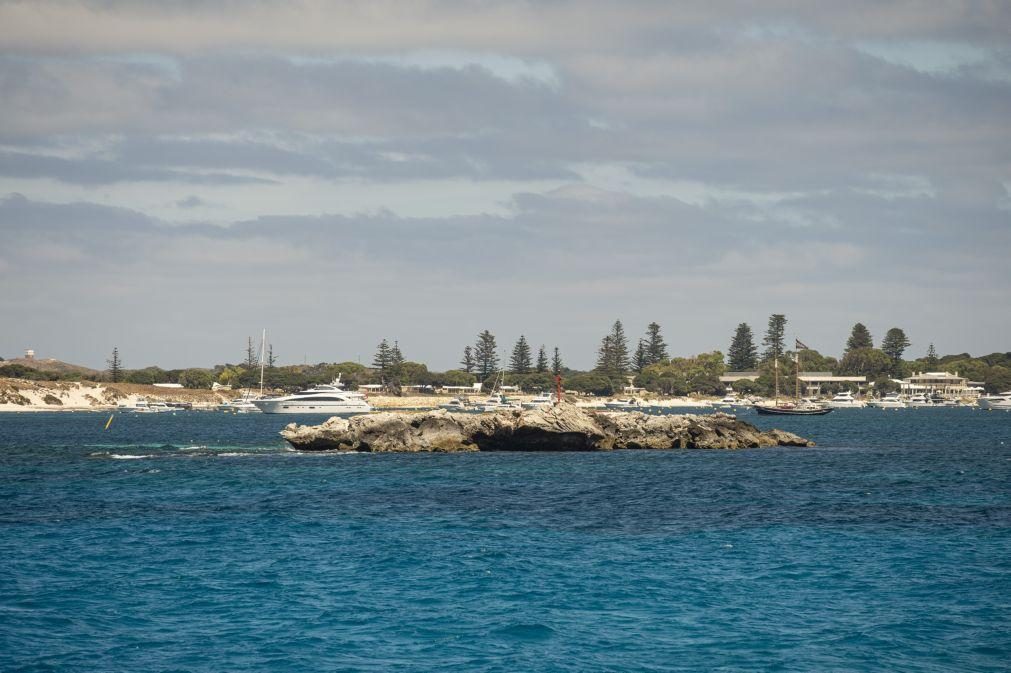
left=24, top=349, right=35, bottom=361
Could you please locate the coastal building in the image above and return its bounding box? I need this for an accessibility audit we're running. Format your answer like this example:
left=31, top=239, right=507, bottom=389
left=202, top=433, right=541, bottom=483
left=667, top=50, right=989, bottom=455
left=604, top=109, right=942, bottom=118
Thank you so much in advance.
left=24, top=349, right=35, bottom=361
left=719, top=371, right=759, bottom=384
left=797, top=372, right=867, bottom=396
left=899, top=372, right=981, bottom=400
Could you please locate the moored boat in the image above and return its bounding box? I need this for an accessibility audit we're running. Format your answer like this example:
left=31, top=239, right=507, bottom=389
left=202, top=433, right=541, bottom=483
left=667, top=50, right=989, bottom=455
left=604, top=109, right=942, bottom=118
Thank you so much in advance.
left=827, top=391, right=865, bottom=408
left=252, top=376, right=372, bottom=415
left=866, top=392, right=906, bottom=409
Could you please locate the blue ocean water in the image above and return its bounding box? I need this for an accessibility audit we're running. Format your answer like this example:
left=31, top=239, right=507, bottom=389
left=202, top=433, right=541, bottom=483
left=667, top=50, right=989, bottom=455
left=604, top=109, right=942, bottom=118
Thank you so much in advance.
left=1, top=408, right=1009, bottom=672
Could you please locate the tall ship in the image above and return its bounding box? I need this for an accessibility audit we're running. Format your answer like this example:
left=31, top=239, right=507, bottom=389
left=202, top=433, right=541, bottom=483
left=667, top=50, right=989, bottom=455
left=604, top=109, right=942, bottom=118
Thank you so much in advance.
left=755, top=342, right=833, bottom=416
left=251, top=376, right=372, bottom=415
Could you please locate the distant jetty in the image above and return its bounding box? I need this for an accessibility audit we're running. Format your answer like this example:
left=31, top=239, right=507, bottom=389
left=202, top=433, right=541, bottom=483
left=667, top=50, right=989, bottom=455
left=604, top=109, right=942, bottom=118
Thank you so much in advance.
left=280, top=403, right=814, bottom=452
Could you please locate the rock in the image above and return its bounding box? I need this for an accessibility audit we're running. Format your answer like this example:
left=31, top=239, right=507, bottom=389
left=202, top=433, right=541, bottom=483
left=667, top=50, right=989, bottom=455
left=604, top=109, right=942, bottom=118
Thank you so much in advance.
left=280, top=403, right=814, bottom=452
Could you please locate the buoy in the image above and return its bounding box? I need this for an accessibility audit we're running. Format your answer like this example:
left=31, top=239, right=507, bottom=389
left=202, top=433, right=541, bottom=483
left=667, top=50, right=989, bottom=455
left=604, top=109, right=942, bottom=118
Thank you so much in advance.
left=104, top=414, right=114, bottom=430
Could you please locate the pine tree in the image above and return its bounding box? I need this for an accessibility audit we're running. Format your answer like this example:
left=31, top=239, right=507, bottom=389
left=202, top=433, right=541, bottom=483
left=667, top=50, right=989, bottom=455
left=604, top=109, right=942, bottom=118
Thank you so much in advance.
left=372, top=339, right=392, bottom=372
left=552, top=347, right=563, bottom=376
left=474, top=330, right=499, bottom=379
left=845, top=323, right=873, bottom=352
left=535, top=345, right=548, bottom=373
left=634, top=339, right=648, bottom=372
left=460, top=346, right=475, bottom=374
left=595, top=334, right=614, bottom=372
left=644, top=322, right=668, bottom=365
left=727, top=323, right=758, bottom=371
left=510, top=335, right=532, bottom=374
left=595, top=321, right=630, bottom=376
left=244, top=336, right=259, bottom=369
left=390, top=341, right=405, bottom=366
left=106, top=347, right=122, bottom=383
left=881, top=328, right=910, bottom=361
left=762, top=314, right=787, bottom=361
left=925, top=343, right=939, bottom=368
left=267, top=344, right=277, bottom=368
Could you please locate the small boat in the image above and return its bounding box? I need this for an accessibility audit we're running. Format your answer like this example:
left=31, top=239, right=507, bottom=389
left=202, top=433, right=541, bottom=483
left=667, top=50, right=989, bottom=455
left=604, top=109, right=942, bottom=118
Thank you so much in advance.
left=907, top=393, right=931, bottom=407
left=716, top=390, right=751, bottom=409
left=604, top=398, right=643, bottom=410
left=521, top=392, right=556, bottom=409
left=438, top=397, right=480, bottom=412
left=218, top=398, right=262, bottom=413
left=978, top=392, right=1011, bottom=410
left=133, top=400, right=175, bottom=413
left=827, top=391, right=865, bottom=408
left=866, top=392, right=906, bottom=409
left=479, top=393, right=522, bottom=412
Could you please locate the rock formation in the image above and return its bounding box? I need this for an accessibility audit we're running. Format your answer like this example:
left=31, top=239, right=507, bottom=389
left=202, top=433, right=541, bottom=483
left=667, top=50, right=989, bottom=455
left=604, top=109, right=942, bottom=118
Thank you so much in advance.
left=280, top=403, right=814, bottom=452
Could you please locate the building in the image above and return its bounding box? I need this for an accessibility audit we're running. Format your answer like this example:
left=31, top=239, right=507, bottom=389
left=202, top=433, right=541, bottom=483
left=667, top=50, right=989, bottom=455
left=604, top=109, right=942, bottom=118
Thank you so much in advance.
left=719, top=371, right=759, bottom=385
left=797, top=372, right=867, bottom=396
left=900, top=372, right=981, bottom=399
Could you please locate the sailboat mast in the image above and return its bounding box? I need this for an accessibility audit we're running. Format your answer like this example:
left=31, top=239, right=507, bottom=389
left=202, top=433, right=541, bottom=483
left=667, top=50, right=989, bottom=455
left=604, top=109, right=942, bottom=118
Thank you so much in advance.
left=774, top=357, right=780, bottom=403
left=796, top=349, right=801, bottom=400
left=259, top=328, right=266, bottom=396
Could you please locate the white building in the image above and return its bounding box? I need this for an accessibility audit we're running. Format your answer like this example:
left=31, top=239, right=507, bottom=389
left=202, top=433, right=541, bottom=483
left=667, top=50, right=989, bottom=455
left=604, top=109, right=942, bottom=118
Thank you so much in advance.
left=900, top=372, right=980, bottom=399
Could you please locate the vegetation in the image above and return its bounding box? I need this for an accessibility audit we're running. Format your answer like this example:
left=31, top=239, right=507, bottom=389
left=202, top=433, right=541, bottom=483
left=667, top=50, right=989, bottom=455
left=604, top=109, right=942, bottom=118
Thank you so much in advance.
left=845, top=323, right=874, bottom=352
left=636, top=352, right=725, bottom=396
left=509, top=335, right=532, bottom=374
left=536, top=346, right=548, bottom=373
left=727, top=323, right=758, bottom=371
left=880, top=327, right=910, bottom=376
left=595, top=320, right=630, bottom=378
left=106, top=347, right=123, bottom=383
left=762, top=314, right=787, bottom=362
left=474, top=330, right=499, bottom=379
left=552, top=347, right=563, bottom=376
left=460, top=346, right=475, bottom=374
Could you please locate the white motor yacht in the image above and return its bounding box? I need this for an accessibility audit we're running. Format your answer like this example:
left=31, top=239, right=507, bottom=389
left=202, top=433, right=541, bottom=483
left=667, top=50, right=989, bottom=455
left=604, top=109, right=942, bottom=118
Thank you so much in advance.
left=438, top=397, right=480, bottom=412
left=521, top=392, right=556, bottom=409
left=978, top=392, right=1011, bottom=410
left=252, top=376, right=371, bottom=415
left=134, top=400, right=175, bottom=413
left=828, top=391, right=865, bottom=408
left=867, top=392, right=906, bottom=409
left=479, top=393, right=522, bottom=412
left=604, top=398, right=644, bottom=410
left=907, top=393, right=931, bottom=407
left=218, top=398, right=262, bottom=413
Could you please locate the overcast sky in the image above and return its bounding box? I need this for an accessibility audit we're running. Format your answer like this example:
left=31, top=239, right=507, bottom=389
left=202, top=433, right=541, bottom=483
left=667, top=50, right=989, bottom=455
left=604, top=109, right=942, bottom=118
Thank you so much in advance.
left=1, top=1, right=1009, bottom=370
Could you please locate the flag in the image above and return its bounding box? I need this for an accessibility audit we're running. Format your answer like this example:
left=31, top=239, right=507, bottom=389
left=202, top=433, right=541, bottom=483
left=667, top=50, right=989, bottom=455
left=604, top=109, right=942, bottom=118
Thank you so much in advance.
left=795, top=339, right=809, bottom=350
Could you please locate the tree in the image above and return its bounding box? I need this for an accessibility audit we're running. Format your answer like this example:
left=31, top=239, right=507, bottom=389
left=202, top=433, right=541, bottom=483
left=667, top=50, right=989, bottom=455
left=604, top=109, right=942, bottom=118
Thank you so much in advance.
left=762, top=314, right=787, bottom=361
left=390, top=341, right=405, bottom=366
left=596, top=320, right=630, bottom=376
left=267, top=344, right=277, bottom=368
left=552, top=347, right=563, bottom=376
left=510, top=335, right=532, bottom=374
left=925, top=343, right=939, bottom=368
left=881, top=327, right=910, bottom=375
left=836, top=348, right=893, bottom=379
left=633, top=339, right=649, bottom=373
left=536, top=345, right=548, bottom=373
left=244, top=336, right=259, bottom=369
left=644, top=322, right=669, bottom=365
left=106, top=347, right=123, bottom=383
left=460, top=346, right=475, bottom=374
left=846, top=323, right=874, bottom=352
left=727, top=323, right=758, bottom=371
left=179, top=368, right=214, bottom=389
left=474, top=330, right=499, bottom=379
left=372, top=339, right=393, bottom=373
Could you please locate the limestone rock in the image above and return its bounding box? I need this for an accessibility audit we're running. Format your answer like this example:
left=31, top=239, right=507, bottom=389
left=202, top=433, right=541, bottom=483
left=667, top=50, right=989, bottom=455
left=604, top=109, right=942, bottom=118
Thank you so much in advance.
left=280, top=403, right=814, bottom=452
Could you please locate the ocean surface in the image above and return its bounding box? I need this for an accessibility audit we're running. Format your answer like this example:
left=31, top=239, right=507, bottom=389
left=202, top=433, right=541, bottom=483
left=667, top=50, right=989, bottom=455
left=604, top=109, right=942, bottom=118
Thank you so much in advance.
left=1, top=408, right=1009, bottom=672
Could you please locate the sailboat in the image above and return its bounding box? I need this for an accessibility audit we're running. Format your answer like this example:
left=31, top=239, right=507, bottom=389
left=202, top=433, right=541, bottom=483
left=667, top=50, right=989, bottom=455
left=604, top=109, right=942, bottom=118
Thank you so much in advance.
left=219, top=330, right=267, bottom=413
left=755, top=342, right=833, bottom=416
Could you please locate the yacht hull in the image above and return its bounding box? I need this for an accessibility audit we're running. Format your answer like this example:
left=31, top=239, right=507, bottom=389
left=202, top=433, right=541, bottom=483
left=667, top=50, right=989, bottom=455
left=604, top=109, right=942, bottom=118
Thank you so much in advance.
left=251, top=399, right=371, bottom=414
left=755, top=405, right=833, bottom=416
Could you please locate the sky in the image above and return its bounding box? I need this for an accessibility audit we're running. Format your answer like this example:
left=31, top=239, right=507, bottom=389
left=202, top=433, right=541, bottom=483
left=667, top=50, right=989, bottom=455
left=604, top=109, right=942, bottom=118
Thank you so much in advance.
left=1, top=1, right=1009, bottom=371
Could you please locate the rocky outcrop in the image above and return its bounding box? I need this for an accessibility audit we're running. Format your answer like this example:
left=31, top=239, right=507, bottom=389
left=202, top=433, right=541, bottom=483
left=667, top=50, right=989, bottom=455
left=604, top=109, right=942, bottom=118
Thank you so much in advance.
left=280, top=403, right=814, bottom=452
